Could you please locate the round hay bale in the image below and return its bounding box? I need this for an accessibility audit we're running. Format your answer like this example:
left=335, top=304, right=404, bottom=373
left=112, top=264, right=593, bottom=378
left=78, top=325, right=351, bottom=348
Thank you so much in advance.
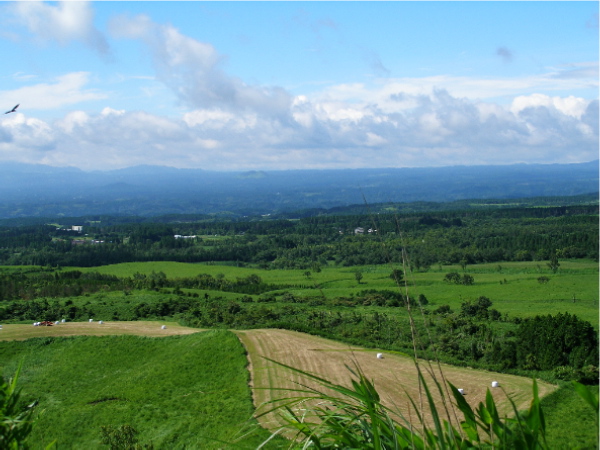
left=61, top=319, right=66, bottom=323
left=98, top=320, right=103, bottom=324
left=376, top=353, right=384, bottom=359
left=491, top=381, right=499, bottom=388
left=457, top=388, right=465, bottom=395
left=161, top=325, right=167, bottom=330
left=89, top=319, right=93, bottom=322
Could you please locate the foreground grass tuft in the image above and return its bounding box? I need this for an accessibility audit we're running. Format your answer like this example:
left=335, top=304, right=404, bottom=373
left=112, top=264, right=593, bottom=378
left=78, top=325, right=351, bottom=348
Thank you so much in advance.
left=257, top=359, right=598, bottom=449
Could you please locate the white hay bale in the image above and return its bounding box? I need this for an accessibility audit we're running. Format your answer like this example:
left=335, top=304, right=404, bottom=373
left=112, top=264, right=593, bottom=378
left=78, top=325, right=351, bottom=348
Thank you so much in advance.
left=98, top=320, right=103, bottom=324
left=457, top=388, right=465, bottom=395
left=55, top=321, right=59, bottom=325
left=89, top=319, right=93, bottom=322
left=61, top=319, right=66, bottom=323
left=161, top=325, right=167, bottom=330
left=376, top=353, right=384, bottom=359
left=491, top=381, right=499, bottom=388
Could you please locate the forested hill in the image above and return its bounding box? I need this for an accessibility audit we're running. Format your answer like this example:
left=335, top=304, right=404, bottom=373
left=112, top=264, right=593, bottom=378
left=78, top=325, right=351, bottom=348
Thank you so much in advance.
left=0, top=160, right=597, bottom=218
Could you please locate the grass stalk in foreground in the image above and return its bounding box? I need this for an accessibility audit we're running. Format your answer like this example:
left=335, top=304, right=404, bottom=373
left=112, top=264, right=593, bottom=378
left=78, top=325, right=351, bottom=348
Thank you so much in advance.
left=0, top=363, right=56, bottom=449
left=255, top=357, right=560, bottom=449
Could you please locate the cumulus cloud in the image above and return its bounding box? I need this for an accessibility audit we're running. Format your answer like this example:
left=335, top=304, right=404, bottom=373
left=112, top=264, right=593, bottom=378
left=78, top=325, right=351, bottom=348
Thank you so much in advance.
left=511, top=94, right=589, bottom=119
left=8, top=1, right=109, bottom=55
left=0, top=113, right=56, bottom=162
left=0, top=84, right=596, bottom=171
left=108, top=14, right=292, bottom=117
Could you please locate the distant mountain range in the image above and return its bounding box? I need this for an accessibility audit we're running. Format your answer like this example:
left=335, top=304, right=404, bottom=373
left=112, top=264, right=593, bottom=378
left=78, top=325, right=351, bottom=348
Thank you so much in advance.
left=0, top=160, right=597, bottom=219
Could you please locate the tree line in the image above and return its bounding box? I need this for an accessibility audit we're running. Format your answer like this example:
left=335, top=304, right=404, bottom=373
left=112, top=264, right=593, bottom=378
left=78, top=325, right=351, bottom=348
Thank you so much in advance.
left=0, top=205, right=597, bottom=268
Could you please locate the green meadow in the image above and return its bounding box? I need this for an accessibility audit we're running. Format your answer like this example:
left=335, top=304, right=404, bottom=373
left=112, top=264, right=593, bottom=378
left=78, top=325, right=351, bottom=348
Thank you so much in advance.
left=76, top=259, right=599, bottom=327
left=541, top=383, right=600, bottom=449
left=0, top=330, right=275, bottom=449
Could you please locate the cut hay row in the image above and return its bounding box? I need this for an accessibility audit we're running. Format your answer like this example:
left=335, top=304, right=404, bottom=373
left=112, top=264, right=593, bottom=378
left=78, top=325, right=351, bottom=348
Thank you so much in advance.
left=235, top=328, right=558, bottom=431
left=0, top=321, right=202, bottom=341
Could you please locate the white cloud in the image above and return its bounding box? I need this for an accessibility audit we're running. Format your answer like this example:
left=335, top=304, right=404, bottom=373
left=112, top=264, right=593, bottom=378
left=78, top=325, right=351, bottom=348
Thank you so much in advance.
left=305, top=63, right=597, bottom=117
left=58, top=111, right=89, bottom=134
left=183, top=109, right=258, bottom=131
left=511, top=94, right=590, bottom=119
left=0, top=90, right=596, bottom=170
left=0, top=113, right=56, bottom=161
left=109, top=14, right=292, bottom=117
left=101, top=107, right=125, bottom=117
left=8, top=1, right=109, bottom=55
left=0, top=72, right=106, bottom=111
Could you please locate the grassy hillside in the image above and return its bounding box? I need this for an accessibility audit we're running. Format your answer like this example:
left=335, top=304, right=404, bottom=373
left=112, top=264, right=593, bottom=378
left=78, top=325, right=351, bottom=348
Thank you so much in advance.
left=540, top=383, right=599, bottom=449
left=1, top=325, right=596, bottom=448
left=0, top=330, right=275, bottom=449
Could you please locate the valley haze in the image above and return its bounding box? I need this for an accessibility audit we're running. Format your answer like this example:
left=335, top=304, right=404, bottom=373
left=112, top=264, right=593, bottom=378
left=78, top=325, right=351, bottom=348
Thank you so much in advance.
left=0, top=160, right=597, bottom=219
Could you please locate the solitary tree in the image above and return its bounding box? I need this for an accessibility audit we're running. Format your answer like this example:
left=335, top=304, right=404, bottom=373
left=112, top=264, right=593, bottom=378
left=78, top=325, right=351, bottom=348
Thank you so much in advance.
left=354, top=271, right=363, bottom=284
left=548, top=252, right=560, bottom=273
left=389, top=268, right=404, bottom=283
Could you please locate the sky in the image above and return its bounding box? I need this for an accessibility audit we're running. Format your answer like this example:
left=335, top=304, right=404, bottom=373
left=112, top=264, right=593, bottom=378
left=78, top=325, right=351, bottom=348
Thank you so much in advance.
left=0, top=1, right=598, bottom=172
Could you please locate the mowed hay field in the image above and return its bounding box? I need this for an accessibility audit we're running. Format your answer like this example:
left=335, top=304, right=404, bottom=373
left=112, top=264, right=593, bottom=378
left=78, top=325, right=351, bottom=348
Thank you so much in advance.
left=0, top=321, right=201, bottom=341
left=236, top=329, right=558, bottom=432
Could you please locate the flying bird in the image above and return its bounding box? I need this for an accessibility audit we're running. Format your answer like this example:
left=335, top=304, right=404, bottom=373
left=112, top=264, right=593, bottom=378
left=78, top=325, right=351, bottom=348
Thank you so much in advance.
left=5, top=104, right=19, bottom=114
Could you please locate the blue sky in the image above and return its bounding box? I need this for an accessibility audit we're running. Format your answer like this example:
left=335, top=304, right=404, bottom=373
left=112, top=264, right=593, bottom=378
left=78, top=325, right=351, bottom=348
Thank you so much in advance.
left=0, top=1, right=597, bottom=171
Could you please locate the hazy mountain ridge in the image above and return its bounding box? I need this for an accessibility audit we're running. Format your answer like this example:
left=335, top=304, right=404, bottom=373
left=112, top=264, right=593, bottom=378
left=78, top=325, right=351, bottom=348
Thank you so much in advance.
left=0, top=161, right=597, bottom=219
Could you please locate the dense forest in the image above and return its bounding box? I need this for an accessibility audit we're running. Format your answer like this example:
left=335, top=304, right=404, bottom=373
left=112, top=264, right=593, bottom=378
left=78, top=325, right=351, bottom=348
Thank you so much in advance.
left=0, top=203, right=597, bottom=268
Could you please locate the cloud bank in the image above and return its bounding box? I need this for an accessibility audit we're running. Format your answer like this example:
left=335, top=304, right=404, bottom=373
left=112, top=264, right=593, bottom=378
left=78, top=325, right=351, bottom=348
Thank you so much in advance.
left=0, top=8, right=597, bottom=171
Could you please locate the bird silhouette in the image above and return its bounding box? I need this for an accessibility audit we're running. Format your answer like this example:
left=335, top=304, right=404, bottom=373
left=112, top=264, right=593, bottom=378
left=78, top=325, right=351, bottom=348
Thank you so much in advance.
left=5, top=104, right=19, bottom=114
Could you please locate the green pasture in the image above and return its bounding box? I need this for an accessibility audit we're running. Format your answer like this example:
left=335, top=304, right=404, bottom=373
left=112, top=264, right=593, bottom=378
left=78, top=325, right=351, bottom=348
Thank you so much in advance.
left=0, top=330, right=274, bottom=449
left=541, top=383, right=599, bottom=449
left=71, top=259, right=599, bottom=326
